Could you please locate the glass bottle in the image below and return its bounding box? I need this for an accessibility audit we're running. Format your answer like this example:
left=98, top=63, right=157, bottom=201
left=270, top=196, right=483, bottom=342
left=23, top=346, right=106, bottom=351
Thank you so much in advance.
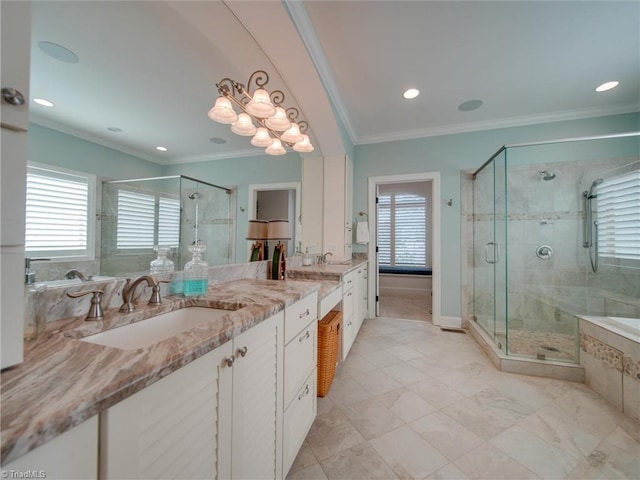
left=183, top=242, right=209, bottom=296
left=150, top=245, right=175, bottom=274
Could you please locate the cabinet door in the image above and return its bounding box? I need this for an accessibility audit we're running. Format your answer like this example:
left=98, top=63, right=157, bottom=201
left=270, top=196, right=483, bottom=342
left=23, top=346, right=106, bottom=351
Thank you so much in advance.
left=2, top=416, right=98, bottom=479
left=231, top=312, right=284, bottom=480
left=100, top=343, right=233, bottom=480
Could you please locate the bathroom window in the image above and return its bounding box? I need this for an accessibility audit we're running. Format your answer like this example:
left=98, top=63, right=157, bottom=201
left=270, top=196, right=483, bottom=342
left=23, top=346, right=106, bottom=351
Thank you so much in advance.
left=116, top=190, right=179, bottom=250
left=378, top=192, right=430, bottom=268
left=25, top=164, right=95, bottom=260
left=597, top=169, right=640, bottom=261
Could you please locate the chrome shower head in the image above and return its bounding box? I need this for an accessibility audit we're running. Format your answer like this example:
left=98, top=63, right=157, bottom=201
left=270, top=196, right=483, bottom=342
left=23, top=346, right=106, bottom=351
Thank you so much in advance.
left=587, top=178, right=604, bottom=198
left=539, top=170, right=556, bottom=181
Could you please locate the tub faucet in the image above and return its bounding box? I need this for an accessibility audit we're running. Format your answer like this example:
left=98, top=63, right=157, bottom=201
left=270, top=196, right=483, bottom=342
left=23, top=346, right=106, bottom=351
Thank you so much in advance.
left=65, top=269, right=89, bottom=282
left=119, top=275, right=158, bottom=313
left=321, top=252, right=333, bottom=264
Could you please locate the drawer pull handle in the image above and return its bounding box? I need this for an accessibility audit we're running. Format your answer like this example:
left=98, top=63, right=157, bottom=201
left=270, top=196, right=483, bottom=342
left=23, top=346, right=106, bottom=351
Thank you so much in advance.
left=347, top=321, right=353, bottom=327
left=299, top=330, right=310, bottom=342
left=237, top=346, right=248, bottom=357
left=347, top=292, right=352, bottom=296
left=225, top=355, right=235, bottom=367
left=298, top=384, right=310, bottom=400
left=299, top=308, right=310, bottom=319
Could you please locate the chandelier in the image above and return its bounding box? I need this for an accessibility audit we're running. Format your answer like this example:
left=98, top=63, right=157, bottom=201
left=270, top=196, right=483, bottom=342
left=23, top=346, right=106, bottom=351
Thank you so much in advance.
left=208, top=70, right=314, bottom=155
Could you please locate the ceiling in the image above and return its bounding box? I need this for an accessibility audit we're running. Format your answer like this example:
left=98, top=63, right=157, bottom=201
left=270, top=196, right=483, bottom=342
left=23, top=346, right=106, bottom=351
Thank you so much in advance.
left=28, top=1, right=640, bottom=165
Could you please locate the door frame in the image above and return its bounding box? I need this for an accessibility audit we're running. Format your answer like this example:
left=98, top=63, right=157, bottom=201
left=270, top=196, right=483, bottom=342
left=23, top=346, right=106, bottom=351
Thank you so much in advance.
left=248, top=182, right=301, bottom=257
left=367, top=172, right=441, bottom=326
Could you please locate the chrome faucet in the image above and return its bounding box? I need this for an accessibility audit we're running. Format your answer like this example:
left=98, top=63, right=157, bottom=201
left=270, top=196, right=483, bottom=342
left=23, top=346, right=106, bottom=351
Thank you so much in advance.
left=321, top=252, right=333, bottom=264
left=119, top=275, right=159, bottom=313
left=65, top=269, right=89, bottom=282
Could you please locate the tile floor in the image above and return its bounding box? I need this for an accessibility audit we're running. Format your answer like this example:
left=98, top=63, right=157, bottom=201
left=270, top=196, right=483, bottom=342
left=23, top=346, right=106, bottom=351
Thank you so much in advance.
left=378, top=292, right=432, bottom=322
left=288, top=317, right=640, bottom=480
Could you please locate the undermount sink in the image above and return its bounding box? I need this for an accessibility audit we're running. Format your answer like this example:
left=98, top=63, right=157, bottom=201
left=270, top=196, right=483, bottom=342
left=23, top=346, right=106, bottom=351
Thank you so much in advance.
left=80, top=307, right=238, bottom=350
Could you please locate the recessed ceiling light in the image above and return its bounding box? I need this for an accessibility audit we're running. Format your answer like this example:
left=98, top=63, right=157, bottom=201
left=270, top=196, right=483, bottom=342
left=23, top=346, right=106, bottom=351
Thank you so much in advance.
left=458, top=99, right=483, bottom=112
left=33, top=98, right=54, bottom=107
left=403, top=88, right=420, bottom=100
left=156, top=146, right=168, bottom=152
left=107, top=127, right=122, bottom=133
left=595, top=81, right=619, bottom=92
left=38, top=41, right=79, bottom=63
left=209, top=137, right=227, bottom=144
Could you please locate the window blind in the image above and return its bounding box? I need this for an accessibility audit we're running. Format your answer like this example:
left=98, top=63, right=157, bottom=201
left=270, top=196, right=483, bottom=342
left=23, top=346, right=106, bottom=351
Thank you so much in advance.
left=25, top=166, right=91, bottom=257
left=377, top=192, right=429, bottom=267
left=158, top=197, right=180, bottom=247
left=116, top=191, right=155, bottom=249
left=597, top=169, right=640, bottom=260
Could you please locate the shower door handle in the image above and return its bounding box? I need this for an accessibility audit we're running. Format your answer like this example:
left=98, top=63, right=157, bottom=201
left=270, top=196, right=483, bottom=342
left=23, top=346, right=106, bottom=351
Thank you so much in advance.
left=485, top=242, right=500, bottom=264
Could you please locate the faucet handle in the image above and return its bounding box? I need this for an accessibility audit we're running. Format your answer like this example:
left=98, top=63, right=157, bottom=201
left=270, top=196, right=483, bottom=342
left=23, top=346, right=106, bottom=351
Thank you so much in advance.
left=149, top=280, right=170, bottom=305
left=67, top=290, right=105, bottom=321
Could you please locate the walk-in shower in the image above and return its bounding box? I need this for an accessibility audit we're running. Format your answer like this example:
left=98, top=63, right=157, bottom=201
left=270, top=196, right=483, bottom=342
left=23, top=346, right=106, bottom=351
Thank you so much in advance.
left=469, top=132, right=640, bottom=364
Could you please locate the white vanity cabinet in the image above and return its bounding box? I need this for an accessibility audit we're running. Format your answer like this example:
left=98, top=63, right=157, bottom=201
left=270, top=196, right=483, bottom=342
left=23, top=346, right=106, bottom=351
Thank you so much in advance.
left=282, top=292, right=318, bottom=476
left=341, top=270, right=356, bottom=361
left=355, top=262, right=369, bottom=331
left=100, top=311, right=284, bottom=480
left=1, top=416, right=98, bottom=479
left=323, top=154, right=353, bottom=262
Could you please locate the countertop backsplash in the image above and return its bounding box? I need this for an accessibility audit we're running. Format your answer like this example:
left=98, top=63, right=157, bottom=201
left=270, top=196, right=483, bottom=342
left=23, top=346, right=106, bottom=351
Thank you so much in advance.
left=24, top=260, right=269, bottom=338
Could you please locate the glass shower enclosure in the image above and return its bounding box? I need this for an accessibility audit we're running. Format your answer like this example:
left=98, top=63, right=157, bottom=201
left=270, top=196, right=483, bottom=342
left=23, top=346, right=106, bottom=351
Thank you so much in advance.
left=471, top=132, right=640, bottom=363
left=100, top=175, right=233, bottom=277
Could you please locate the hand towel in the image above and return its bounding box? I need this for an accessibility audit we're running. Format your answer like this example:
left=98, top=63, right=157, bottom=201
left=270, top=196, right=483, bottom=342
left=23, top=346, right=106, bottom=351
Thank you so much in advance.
left=356, top=220, right=370, bottom=244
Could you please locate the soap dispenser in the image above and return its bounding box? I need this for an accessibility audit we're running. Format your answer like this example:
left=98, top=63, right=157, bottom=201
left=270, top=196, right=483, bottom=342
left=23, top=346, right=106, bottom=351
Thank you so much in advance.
left=183, top=241, right=209, bottom=296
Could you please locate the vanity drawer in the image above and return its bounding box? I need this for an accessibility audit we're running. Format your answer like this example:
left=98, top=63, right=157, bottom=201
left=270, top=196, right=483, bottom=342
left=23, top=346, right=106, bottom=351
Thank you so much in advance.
left=284, top=292, right=317, bottom=344
left=342, top=270, right=355, bottom=293
left=283, top=370, right=316, bottom=476
left=319, top=286, right=342, bottom=319
left=284, top=321, right=316, bottom=407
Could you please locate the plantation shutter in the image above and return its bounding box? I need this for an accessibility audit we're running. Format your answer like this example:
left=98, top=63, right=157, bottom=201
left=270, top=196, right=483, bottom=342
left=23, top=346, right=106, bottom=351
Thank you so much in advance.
left=377, top=192, right=429, bottom=267
left=25, top=166, right=90, bottom=257
left=116, top=191, right=155, bottom=249
left=597, top=170, right=640, bottom=260
left=158, top=197, right=180, bottom=247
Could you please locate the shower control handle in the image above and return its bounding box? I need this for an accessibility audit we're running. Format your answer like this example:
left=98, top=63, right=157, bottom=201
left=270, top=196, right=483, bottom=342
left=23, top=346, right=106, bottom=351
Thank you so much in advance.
left=536, top=245, right=553, bottom=260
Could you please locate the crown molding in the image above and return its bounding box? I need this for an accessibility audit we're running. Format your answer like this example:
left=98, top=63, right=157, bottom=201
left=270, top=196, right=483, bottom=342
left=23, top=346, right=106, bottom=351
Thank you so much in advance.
left=29, top=115, right=167, bottom=165
left=356, top=104, right=640, bottom=145
left=283, top=0, right=358, bottom=145
left=167, top=148, right=271, bottom=165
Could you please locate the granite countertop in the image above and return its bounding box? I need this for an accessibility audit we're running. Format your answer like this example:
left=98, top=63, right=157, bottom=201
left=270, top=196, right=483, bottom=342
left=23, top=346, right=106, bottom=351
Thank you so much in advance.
left=0, top=278, right=319, bottom=465
left=287, top=257, right=368, bottom=282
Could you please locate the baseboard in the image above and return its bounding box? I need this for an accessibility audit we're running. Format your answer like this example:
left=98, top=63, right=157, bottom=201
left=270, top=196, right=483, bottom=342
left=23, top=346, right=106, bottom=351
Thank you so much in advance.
left=438, top=315, right=462, bottom=328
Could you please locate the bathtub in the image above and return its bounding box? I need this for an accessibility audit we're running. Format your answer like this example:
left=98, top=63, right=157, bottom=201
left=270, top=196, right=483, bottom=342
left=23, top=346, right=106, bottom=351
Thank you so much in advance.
left=578, top=315, right=640, bottom=422
left=581, top=315, right=640, bottom=344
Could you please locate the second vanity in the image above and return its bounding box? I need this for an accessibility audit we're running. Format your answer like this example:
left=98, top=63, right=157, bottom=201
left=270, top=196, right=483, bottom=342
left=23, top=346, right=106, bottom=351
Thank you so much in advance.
left=1, top=258, right=368, bottom=478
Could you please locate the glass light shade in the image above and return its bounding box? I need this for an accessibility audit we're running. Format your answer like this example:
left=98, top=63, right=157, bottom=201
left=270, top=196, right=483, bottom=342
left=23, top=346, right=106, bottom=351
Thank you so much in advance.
left=265, top=107, right=291, bottom=131
left=293, top=134, right=314, bottom=153
left=231, top=113, right=257, bottom=136
left=281, top=122, right=303, bottom=143
left=208, top=96, right=238, bottom=124
left=246, top=219, right=268, bottom=240
left=246, top=89, right=276, bottom=118
left=267, top=219, right=291, bottom=240
left=251, top=127, right=272, bottom=147
left=265, top=138, right=286, bottom=156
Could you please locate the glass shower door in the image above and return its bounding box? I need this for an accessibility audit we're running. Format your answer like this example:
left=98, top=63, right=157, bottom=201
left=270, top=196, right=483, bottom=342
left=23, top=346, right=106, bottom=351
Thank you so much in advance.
left=472, top=150, right=507, bottom=353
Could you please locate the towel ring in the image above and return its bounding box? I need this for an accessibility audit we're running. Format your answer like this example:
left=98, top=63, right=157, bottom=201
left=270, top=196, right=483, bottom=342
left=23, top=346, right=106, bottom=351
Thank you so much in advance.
left=358, top=211, right=369, bottom=219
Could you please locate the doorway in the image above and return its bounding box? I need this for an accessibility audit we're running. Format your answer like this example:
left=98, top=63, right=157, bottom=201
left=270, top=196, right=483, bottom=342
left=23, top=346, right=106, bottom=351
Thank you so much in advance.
left=248, top=182, right=301, bottom=258
left=367, top=173, right=441, bottom=326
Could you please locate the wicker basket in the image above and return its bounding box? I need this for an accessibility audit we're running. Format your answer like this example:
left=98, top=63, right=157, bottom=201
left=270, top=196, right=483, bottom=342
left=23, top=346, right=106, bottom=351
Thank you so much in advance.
left=317, top=310, right=341, bottom=397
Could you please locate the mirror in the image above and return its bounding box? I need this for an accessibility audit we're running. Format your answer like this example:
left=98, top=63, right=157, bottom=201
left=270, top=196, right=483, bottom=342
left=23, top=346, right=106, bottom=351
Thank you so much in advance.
left=27, top=1, right=305, bottom=283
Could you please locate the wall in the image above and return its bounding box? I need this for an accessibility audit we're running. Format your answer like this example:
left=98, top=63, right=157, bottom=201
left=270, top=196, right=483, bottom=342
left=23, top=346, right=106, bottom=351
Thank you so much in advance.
left=353, top=112, right=639, bottom=318
left=165, top=153, right=302, bottom=264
